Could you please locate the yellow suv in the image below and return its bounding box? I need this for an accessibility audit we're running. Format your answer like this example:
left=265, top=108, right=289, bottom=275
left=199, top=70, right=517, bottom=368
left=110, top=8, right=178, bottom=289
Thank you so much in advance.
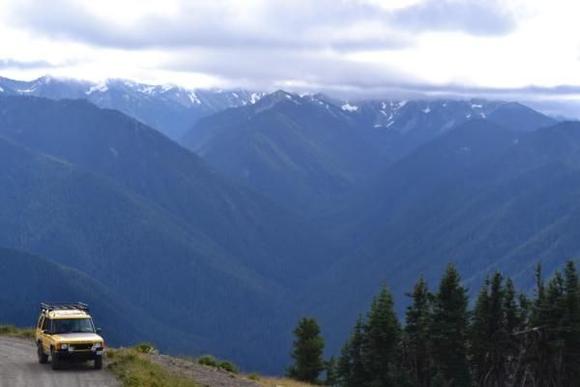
left=35, top=303, right=105, bottom=370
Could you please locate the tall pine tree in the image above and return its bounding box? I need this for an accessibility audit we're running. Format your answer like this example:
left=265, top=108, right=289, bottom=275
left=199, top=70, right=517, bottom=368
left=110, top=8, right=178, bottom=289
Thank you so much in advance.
left=362, top=286, right=401, bottom=387
left=288, top=317, right=325, bottom=383
left=404, top=276, right=433, bottom=387
left=338, top=316, right=369, bottom=387
left=431, top=264, right=471, bottom=387
left=470, top=272, right=515, bottom=386
left=561, top=261, right=580, bottom=385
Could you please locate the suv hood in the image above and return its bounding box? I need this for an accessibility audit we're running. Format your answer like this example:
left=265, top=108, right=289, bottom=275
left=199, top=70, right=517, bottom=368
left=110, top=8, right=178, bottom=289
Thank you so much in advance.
left=52, top=333, right=103, bottom=343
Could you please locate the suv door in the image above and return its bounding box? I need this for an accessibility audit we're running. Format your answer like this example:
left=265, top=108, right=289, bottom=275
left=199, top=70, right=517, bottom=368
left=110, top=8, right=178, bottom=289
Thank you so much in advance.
left=39, top=318, right=51, bottom=352
left=35, top=315, right=44, bottom=340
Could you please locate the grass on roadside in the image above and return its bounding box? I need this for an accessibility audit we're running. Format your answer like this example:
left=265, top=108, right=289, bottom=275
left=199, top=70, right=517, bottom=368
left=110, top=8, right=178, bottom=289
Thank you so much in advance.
left=107, top=348, right=199, bottom=387
left=0, top=325, right=35, bottom=339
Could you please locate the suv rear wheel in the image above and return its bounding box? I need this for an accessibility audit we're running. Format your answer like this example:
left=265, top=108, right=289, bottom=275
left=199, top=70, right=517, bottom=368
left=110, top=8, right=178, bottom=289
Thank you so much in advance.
left=37, top=343, right=48, bottom=364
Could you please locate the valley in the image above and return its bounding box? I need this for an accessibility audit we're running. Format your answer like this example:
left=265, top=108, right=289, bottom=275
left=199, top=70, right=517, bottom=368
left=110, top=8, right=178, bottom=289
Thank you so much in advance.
left=1, top=77, right=579, bottom=373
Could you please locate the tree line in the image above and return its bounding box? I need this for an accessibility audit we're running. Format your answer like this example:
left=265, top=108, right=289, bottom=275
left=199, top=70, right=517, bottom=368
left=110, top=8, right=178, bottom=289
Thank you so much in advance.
left=288, top=261, right=580, bottom=387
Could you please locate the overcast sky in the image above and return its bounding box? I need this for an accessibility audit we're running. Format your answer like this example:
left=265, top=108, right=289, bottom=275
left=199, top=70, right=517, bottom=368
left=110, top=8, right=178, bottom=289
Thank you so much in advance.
left=1, top=0, right=580, bottom=114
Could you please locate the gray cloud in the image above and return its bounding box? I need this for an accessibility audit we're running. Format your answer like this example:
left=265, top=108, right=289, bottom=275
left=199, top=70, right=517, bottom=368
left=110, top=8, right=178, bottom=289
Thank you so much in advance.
left=391, top=0, right=516, bottom=36
left=167, top=48, right=580, bottom=120
left=6, top=0, right=515, bottom=52
left=6, top=0, right=408, bottom=51
left=166, top=48, right=419, bottom=91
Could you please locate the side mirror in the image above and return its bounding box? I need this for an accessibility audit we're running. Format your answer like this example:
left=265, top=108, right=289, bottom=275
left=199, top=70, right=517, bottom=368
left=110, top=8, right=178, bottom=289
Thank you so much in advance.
left=96, top=328, right=102, bottom=335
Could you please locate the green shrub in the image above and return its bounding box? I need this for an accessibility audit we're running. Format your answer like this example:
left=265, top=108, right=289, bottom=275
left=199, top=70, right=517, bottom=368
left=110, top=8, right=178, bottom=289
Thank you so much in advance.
left=0, top=325, right=34, bottom=339
left=197, top=355, right=219, bottom=367
left=248, top=373, right=260, bottom=381
left=134, top=342, right=156, bottom=354
left=219, top=360, right=239, bottom=374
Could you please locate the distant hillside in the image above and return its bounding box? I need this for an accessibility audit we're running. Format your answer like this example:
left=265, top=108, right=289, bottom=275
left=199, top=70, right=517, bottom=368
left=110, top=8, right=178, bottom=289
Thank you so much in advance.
left=0, top=95, right=332, bottom=288
left=0, top=247, right=178, bottom=347
left=182, top=93, right=556, bottom=214
left=183, top=90, right=386, bottom=212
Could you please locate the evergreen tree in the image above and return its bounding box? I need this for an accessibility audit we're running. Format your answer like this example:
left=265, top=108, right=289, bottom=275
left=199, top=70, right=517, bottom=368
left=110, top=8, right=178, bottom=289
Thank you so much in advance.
left=470, top=276, right=492, bottom=385
left=503, top=277, right=525, bottom=385
left=431, top=264, right=471, bottom=387
left=404, top=276, right=433, bottom=387
left=470, top=272, right=513, bottom=386
left=362, top=286, right=401, bottom=387
left=337, top=341, right=352, bottom=386
left=529, top=266, right=565, bottom=386
left=561, top=261, right=580, bottom=385
left=338, top=316, right=369, bottom=387
left=288, top=317, right=325, bottom=383
left=504, top=278, right=523, bottom=336
left=325, top=356, right=339, bottom=386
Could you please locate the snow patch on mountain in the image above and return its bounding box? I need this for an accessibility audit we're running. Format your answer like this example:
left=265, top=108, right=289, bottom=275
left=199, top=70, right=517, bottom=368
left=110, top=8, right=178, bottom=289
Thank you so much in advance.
left=342, top=103, right=359, bottom=112
left=188, top=91, right=201, bottom=104
left=250, top=93, right=262, bottom=104
left=86, top=82, right=109, bottom=95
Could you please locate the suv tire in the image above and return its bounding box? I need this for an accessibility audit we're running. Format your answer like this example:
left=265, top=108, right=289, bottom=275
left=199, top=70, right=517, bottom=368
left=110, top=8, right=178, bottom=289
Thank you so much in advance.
left=94, top=356, right=103, bottom=370
left=37, top=343, right=48, bottom=364
left=50, top=348, right=60, bottom=370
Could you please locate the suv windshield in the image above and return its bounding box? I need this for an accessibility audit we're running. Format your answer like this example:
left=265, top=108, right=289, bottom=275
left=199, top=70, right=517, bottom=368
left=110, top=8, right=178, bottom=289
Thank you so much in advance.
left=52, top=318, right=95, bottom=334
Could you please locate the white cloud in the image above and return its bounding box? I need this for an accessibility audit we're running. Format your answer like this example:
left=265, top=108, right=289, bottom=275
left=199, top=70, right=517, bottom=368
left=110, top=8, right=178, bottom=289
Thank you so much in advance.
left=0, top=0, right=579, bottom=113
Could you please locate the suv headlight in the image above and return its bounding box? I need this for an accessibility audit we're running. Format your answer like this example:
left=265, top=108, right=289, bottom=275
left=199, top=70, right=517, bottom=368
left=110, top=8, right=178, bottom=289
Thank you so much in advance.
left=92, top=342, right=103, bottom=350
left=59, top=343, right=69, bottom=350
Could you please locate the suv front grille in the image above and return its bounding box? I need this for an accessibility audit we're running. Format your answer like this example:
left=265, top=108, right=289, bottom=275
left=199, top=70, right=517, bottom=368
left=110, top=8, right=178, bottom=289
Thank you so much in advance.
left=71, top=343, right=92, bottom=351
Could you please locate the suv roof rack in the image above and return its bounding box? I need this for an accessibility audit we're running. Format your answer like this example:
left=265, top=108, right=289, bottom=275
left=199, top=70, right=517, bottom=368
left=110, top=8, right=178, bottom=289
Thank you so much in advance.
left=40, top=302, right=89, bottom=313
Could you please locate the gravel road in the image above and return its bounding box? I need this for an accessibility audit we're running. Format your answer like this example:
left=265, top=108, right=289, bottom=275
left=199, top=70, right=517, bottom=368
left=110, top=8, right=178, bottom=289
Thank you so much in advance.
left=0, top=336, right=119, bottom=387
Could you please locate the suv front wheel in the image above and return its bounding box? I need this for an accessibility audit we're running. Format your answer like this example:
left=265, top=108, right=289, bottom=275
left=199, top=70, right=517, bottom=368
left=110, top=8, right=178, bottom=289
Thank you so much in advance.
left=37, top=343, right=48, bottom=364
left=94, top=356, right=103, bottom=370
left=50, top=348, right=60, bottom=370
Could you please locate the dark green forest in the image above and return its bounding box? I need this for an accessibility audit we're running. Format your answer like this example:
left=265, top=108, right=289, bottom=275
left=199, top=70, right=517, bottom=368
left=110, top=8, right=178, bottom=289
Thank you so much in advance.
left=290, top=261, right=580, bottom=387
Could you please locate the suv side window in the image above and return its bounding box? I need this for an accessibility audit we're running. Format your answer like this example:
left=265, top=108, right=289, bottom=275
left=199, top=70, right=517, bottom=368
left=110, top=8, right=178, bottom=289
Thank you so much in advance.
left=41, top=318, right=50, bottom=331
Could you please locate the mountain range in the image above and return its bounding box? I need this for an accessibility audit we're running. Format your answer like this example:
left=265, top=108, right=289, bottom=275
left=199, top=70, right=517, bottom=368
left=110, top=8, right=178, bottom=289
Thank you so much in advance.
left=0, top=75, right=264, bottom=139
left=0, top=75, right=579, bottom=372
left=182, top=91, right=556, bottom=213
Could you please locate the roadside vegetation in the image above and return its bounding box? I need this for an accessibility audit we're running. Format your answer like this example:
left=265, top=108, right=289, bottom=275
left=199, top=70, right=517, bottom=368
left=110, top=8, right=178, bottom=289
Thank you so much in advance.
left=107, top=347, right=199, bottom=387
left=0, top=325, right=34, bottom=339
left=196, top=354, right=239, bottom=373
